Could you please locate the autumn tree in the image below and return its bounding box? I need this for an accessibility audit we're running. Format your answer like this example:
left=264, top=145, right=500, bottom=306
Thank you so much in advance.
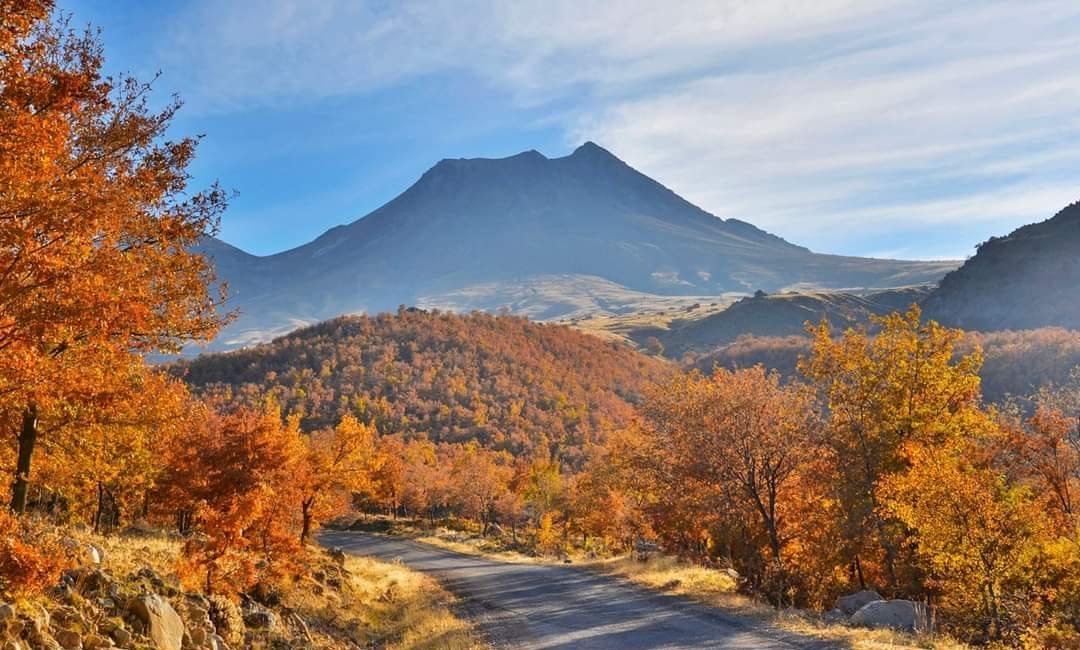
left=370, top=435, right=407, bottom=517
left=36, top=361, right=194, bottom=531
left=448, top=443, right=512, bottom=535
left=296, top=414, right=379, bottom=544
left=798, top=306, right=984, bottom=594
left=881, top=438, right=1046, bottom=642
left=159, top=404, right=303, bottom=594
left=634, top=366, right=821, bottom=602
left=0, top=0, right=228, bottom=513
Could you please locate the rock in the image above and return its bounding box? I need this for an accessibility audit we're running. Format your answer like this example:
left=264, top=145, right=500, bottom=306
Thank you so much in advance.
left=127, top=594, right=185, bottom=650
left=80, top=569, right=113, bottom=597
left=721, top=568, right=740, bottom=581
left=328, top=548, right=346, bottom=567
left=206, top=634, right=230, bottom=650
left=241, top=605, right=276, bottom=632
left=184, top=594, right=210, bottom=611
left=836, top=590, right=884, bottom=616
left=50, top=606, right=82, bottom=629
left=186, top=605, right=211, bottom=627
left=58, top=538, right=102, bottom=566
left=53, top=628, right=82, bottom=650
left=0, top=603, right=15, bottom=634
left=83, top=544, right=102, bottom=566
left=82, top=634, right=113, bottom=649
left=851, top=599, right=930, bottom=633
left=821, top=608, right=848, bottom=624
left=109, top=627, right=131, bottom=647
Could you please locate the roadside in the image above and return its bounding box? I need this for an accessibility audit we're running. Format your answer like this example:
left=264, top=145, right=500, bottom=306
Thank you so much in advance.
left=9, top=521, right=488, bottom=650
left=336, top=517, right=968, bottom=650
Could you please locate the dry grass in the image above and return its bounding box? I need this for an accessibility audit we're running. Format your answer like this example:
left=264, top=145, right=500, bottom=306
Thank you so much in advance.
left=66, top=525, right=488, bottom=650
left=589, top=554, right=968, bottom=650
left=283, top=553, right=488, bottom=650
left=77, top=527, right=185, bottom=577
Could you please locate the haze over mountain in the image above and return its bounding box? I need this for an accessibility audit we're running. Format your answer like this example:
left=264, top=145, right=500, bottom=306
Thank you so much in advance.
left=200, top=143, right=956, bottom=348
left=923, top=201, right=1080, bottom=331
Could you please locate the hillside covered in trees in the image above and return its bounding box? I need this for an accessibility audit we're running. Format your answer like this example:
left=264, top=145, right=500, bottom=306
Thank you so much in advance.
left=175, top=309, right=673, bottom=463
left=923, top=200, right=1080, bottom=331
left=694, top=327, right=1080, bottom=405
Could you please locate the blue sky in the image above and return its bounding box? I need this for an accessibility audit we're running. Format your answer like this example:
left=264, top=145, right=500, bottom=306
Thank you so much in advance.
left=62, top=1, right=1080, bottom=260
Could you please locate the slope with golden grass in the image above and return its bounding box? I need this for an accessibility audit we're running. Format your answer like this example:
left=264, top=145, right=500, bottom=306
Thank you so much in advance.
left=2, top=521, right=487, bottom=650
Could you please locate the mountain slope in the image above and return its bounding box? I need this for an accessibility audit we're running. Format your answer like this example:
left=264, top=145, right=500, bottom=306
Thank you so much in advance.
left=922, top=201, right=1080, bottom=330
left=625, top=286, right=932, bottom=356
left=200, top=143, right=956, bottom=347
left=173, top=309, right=673, bottom=464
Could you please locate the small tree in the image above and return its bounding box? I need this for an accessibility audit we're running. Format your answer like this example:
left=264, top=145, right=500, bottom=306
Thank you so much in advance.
left=297, top=414, right=379, bottom=544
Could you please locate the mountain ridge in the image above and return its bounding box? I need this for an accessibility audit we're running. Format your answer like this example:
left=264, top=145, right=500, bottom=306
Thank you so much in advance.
left=922, top=201, right=1080, bottom=331
left=198, top=143, right=957, bottom=348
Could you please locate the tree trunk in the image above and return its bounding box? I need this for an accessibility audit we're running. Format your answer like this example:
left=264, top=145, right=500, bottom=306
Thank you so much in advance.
left=11, top=405, right=38, bottom=514
left=94, top=482, right=105, bottom=533
left=853, top=555, right=867, bottom=590
left=300, top=499, right=314, bottom=544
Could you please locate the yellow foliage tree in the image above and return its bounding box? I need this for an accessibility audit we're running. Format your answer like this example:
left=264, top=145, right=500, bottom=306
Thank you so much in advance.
left=799, top=305, right=985, bottom=593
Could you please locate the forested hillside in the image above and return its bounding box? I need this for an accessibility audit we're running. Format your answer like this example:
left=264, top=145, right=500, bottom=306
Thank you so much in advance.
left=694, top=326, right=1080, bottom=405
left=175, top=309, right=673, bottom=463
left=923, top=200, right=1080, bottom=330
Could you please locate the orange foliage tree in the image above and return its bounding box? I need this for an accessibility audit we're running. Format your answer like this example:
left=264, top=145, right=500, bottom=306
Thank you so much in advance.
left=158, top=404, right=302, bottom=595
left=296, top=414, right=380, bottom=544
left=628, top=366, right=822, bottom=602
left=0, top=0, right=228, bottom=514
left=798, top=306, right=985, bottom=595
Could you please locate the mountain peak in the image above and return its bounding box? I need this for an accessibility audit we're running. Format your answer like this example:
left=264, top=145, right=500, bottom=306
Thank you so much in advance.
left=568, top=141, right=619, bottom=162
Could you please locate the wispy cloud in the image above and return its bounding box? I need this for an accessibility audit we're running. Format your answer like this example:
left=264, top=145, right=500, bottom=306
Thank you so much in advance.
left=164, top=0, right=1080, bottom=258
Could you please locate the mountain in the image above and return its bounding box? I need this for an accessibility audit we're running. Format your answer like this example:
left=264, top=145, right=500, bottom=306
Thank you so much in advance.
left=173, top=309, right=673, bottom=464
left=199, top=143, right=956, bottom=348
left=922, top=201, right=1080, bottom=331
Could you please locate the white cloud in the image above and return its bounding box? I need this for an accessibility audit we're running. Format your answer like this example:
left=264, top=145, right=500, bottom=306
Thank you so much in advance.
left=165, top=0, right=1080, bottom=258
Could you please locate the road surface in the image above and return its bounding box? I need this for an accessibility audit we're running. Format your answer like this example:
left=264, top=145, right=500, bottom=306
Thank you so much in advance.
left=320, top=531, right=836, bottom=650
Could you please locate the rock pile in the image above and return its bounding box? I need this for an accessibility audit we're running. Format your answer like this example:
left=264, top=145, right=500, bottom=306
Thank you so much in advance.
left=0, top=538, right=336, bottom=650
left=822, top=590, right=931, bottom=634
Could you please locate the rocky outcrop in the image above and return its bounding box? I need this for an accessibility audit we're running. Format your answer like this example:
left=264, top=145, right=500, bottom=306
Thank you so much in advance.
left=850, top=599, right=930, bottom=633
left=835, top=590, right=883, bottom=616
left=128, top=594, right=184, bottom=650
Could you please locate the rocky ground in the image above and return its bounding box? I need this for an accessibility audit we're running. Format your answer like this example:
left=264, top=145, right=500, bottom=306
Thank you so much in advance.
left=0, top=523, right=486, bottom=650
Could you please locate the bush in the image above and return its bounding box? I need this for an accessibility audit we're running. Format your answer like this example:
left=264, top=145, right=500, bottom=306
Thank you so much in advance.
left=0, top=511, right=69, bottom=598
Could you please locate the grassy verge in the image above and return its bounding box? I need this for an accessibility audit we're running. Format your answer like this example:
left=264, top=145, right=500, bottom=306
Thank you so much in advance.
left=285, top=553, right=488, bottom=650
left=346, top=517, right=968, bottom=650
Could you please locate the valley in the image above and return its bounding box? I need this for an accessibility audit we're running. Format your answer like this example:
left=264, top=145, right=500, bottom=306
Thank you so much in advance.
left=4, top=4, right=1080, bottom=649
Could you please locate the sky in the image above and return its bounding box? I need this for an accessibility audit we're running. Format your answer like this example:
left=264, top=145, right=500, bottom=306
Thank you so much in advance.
left=61, top=0, right=1080, bottom=260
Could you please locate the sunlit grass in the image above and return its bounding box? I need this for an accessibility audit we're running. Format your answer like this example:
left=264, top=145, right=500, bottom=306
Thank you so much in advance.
left=63, top=525, right=488, bottom=650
